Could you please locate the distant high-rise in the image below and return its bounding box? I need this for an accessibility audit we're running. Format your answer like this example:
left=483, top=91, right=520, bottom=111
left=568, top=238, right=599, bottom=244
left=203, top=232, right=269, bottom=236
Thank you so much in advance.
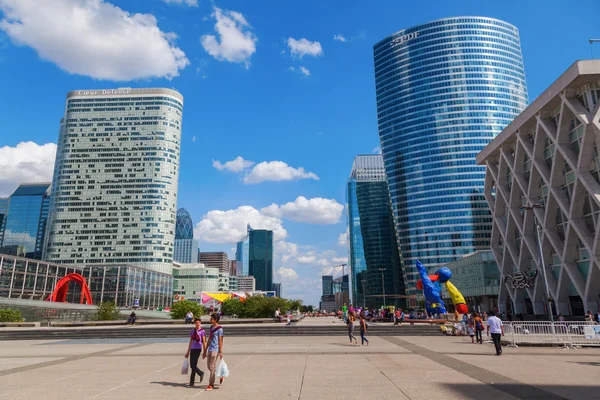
left=374, top=18, right=528, bottom=300
left=44, top=88, right=183, bottom=274
left=347, top=155, right=406, bottom=309
left=0, top=197, right=8, bottom=247
left=235, top=234, right=249, bottom=276
left=322, top=275, right=333, bottom=296
left=200, top=252, right=229, bottom=273
left=236, top=225, right=273, bottom=291
left=229, top=260, right=238, bottom=276
left=174, top=208, right=199, bottom=264
left=272, top=282, right=281, bottom=297
left=0, top=183, right=51, bottom=259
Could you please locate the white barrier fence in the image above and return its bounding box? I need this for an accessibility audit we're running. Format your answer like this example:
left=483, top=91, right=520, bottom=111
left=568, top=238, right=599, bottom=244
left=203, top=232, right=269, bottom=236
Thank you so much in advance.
left=502, top=321, right=600, bottom=348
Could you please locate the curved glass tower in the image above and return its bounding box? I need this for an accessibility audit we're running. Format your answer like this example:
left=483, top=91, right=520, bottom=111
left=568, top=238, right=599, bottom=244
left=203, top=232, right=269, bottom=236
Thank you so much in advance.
left=174, top=208, right=198, bottom=264
left=374, top=17, right=528, bottom=300
left=175, top=208, right=194, bottom=240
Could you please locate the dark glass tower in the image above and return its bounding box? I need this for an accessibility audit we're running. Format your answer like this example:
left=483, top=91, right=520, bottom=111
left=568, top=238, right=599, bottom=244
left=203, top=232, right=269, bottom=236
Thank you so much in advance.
left=347, top=155, right=406, bottom=309
left=374, top=17, right=528, bottom=301
left=1, top=183, right=51, bottom=259
left=248, top=227, right=273, bottom=292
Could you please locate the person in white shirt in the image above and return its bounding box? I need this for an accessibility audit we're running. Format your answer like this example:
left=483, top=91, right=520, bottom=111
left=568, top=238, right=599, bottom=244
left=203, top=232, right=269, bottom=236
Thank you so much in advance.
left=275, top=308, right=282, bottom=322
left=185, top=311, right=194, bottom=324
left=486, top=310, right=504, bottom=355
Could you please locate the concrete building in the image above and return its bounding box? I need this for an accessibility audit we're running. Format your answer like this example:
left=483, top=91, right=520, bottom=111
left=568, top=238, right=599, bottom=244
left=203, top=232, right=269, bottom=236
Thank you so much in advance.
left=172, top=262, right=219, bottom=301
left=199, top=252, right=229, bottom=273
left=347, top=155, right=407, bottom=309
left=218, top=271, right=229, bottom=292
left=229, top=260, right=237, bottom=276
left=322, top=275, right=333, bottom=296
left=477, top=60, right=600, bottom=315
left=319, top=295, right=336, bottom=312
left=237, top=275, right=256, bottom=292
left=174, top=208, right=198, bottom=264
left=374, top=18, right=528, bottom=301
left=44, top=88, right=183, bottom=275
left=229, top=275, right=238, bottom=291
left=0, top=183, right=51, bottom=260
left=440, top=251, right=500, bottom=313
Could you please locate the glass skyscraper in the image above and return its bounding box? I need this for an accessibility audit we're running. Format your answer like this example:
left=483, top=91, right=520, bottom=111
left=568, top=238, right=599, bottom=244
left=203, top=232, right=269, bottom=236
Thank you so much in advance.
left=174, top=208, right=198, bottom=264
left=347, top=155, right=406, bottom=309
left=248, top=228, right=273, bottom=292
left=44, top=88, right=183, bottom=274
left=374, top=17, right=528, bottom=300
left=0, top=183, right=51, bottom=259
left=235, top=235, right=249, bottom=276
left=0, top=197, right=8, bottom=247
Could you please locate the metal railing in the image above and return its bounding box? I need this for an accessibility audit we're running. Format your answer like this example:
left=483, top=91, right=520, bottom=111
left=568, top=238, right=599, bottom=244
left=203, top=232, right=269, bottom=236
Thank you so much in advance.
left=501, top=321, right=600, bottom=348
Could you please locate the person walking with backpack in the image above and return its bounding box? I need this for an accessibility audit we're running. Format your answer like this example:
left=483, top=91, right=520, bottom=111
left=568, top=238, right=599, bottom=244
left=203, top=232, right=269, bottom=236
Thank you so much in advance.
left=359, top=313, right=369, bottom=346
left=203, top=313, right=224, bottom=391
left=347, top=311, right=358, bottom=345
left=473, top=312, right=484, bottom=344
left=185, top=318, right=206, bottom=387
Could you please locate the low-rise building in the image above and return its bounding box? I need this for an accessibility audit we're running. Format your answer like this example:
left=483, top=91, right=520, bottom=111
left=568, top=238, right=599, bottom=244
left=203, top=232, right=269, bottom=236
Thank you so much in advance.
left=172, top=262, right=219, bottom=302
left=237, top=276, right=255, bottom=292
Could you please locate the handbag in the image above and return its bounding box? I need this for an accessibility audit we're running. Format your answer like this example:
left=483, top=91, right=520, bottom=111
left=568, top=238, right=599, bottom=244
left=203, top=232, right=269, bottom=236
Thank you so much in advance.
left=181, top=358, right=189, bottom=375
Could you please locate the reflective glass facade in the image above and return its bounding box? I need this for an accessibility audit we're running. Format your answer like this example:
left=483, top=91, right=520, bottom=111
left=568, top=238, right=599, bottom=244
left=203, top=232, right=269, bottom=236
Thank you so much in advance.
left=322, top=275, right=333, bottom=296
left=0, top=253, right=172, bottom=308
left=235, top=235, right=249, bottom=276
left=174, top=208, right=198, bottom=262
left=374, top=17, right=528, bottom=299
left=1, top=184, right=51, bottom=260
left=45, top=88, right=183, bottom=274
left=248, top=229, right=273, bottom=292
left=347, top=155, right=407, bottom=309
left=0, top=197, right=9, bottom=248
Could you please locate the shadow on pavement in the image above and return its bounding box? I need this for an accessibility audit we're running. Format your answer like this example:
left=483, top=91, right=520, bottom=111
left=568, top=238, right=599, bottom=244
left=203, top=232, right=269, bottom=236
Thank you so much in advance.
left=568, top=361, right=600, bottom=367
left=442, top=383, right=600, bottom=400
left=150, top=381, right=194, bottom=388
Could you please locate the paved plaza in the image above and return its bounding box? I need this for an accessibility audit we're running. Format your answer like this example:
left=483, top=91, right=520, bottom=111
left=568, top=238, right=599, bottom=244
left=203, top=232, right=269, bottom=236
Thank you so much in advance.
left=0, top=317, right=598, bottom=400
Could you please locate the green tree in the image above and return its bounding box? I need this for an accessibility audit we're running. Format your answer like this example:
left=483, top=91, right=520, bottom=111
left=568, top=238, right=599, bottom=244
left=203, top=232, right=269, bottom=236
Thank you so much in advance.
left=221, top=296, right=303, bottom=318
left=170, top=300, right=205, bottom=320
left=0, top=308, right=24, bottom=322
left=94, top=302, right=122, bottom=321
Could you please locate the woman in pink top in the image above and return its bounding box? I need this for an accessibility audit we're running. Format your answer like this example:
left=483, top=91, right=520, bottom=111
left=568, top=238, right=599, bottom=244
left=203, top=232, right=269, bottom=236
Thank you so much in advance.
left=185, top=318, right=207, bottom=387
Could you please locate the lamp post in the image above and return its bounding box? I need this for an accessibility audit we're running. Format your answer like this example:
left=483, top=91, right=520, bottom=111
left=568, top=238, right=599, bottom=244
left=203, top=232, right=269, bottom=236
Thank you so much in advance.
left=520, top=204, right=555, bottom=324
left=378, top=267, right=386, bottom=308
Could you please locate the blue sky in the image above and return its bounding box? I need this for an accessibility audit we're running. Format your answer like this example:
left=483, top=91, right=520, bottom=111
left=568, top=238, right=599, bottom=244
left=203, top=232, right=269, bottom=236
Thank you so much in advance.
left=0, top=0, right=597, bottom=306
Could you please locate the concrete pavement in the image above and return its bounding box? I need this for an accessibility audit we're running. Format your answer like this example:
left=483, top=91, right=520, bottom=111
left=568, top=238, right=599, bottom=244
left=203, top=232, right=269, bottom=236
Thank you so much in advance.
left=0, top=317, right=598, bottom=399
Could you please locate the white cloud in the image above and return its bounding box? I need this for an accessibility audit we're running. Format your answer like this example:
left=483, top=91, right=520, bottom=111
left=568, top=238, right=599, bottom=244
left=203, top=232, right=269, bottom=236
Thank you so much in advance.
left=287, top=37, right=322, bottom=58
left=275, top=241, right=298, bottom=263
left=244, top=161, right=319, bottom=184
left=332, top=257, right=348, bottom=264
left=373, top=146, right=382, bottom=154
left=288, top=66, right=295, bottom=72
left=213, top=156, right=255, bottom=173
left=194, top=205, right=287, bottom=244
left=321, top=265, right=344, bottom=277
left=192, top=135, right=197, bottom=142
left=276, top=267, right=299, bottom=282
left=261, top=196, right=343, bottom=224
left=333, top=34, right=346, bottom=42
left=299, top=66, right=310, bottom=76
left=338, top=232, right=348, bottom=247
left=163, top=0, right=198, bottom=6
left=0, top=142, right=56, bottom=196
left=201, top=6, right=257, bottom=68
left=0, top=0, right=189, bottom=81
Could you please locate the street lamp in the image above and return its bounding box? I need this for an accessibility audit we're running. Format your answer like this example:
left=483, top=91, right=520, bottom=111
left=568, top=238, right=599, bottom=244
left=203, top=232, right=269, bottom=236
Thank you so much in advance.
left=378, top=268, right=386, bottom=308
left=520, top=204, right=555, bottom=324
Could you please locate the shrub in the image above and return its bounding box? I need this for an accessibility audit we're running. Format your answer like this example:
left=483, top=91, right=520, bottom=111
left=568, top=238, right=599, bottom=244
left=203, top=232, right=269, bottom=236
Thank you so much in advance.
left=222, top=296, right=302, bottom=318
left=170, top=300, right=205, bottom=320
left=94, top=302, right=122, bottom=321
left=0, top=308, right=24, bottom=323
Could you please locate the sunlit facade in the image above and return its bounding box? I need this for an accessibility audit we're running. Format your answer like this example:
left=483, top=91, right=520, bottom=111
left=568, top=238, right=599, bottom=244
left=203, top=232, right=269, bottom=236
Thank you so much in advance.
left=374, top=17, right=528, bottom=299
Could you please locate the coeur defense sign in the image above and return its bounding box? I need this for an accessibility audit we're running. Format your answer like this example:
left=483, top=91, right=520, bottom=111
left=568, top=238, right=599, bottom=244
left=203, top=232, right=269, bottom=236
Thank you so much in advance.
left=390, top=32, right=419, bottom=47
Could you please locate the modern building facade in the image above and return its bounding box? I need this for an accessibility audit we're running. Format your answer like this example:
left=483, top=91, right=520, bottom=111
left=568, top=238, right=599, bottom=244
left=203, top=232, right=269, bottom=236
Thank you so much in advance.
left=271, top=282, right=281, bottom=297
left=0, top=183, right=51, bottom=260
left=172, top=263, right=219, bottom=301
left=322, top=275, right=333, bottom=296
left=374, top=17, right=529, bottom=299
left=44, top=88, right=184, bottom=275
left=0, top=197, right=8, bottom=246
left=174, top=208, right=198, bottom=264
left=236, top=275, right=256, bottom=292
left=248, top=228, right=273, bottom=292
left=199, top=252, right=229, bottom=273
left=0, top=253, right=172, bottom=308
left=229, top=260, right=238, bottom=276
left=235, top=234, right=249, bottom=276
left=440, top=250, right=499, bottom=313
left=347, top=155, right=407, bottom=309
left=477, top=60, right=600, bottom=316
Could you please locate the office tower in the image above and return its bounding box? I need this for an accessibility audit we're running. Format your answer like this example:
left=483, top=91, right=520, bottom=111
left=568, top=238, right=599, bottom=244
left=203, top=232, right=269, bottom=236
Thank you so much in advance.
left=237, top=276, right=256, bottom=292
left=374, top=18, right=528, bottom=300
left=322, top=275, right=333, bottom=296
left=347, top=155, right=406, bottom=309
left=235, top=234, right=249, bottom=276
left=174, top=208, right=199, bottom=264
left=478, top=60, right=600, bottom=315
left=199, top=252, right=229, bottom=273
left=0, top=197, right=8, bottom=246
left=248, top=228, right=273, bottom=292
left=0, top=183, right=51, bottom=259
left=272, top=282, right=281, bottom=297
left=44, top=88, right=183, bottom=274
left=229, top=260, right=237, bottom=276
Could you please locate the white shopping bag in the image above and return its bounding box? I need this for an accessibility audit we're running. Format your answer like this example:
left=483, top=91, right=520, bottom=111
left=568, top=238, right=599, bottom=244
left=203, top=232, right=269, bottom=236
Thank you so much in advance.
left=215, top=358, right=229, bottom=378
left=181, top=358, right=189, bottom=375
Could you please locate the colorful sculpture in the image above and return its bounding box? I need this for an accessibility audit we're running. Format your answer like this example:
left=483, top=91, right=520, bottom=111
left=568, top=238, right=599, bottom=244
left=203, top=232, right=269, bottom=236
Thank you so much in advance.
left=416, top=261, right=468, bottom=315
left=47, top=273, right=93, bottom=305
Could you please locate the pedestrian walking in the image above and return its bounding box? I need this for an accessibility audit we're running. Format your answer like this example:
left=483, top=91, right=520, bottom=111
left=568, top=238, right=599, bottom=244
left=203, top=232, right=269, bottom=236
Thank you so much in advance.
left=185, top=318, right=206, bottom=387
left=203, top=313, right=224, bottom=391
left=473, top=312, right=484, bottom=344
left=359, top=313, right=369, bottom=346
left=347, top=311, right=358, bottom=345
left=486, top=310, right=504, bottom=355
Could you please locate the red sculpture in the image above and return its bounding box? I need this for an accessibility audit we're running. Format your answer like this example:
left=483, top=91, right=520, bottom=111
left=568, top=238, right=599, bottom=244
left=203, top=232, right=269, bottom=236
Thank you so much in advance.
left=47, top=273, right=93, bottom=305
